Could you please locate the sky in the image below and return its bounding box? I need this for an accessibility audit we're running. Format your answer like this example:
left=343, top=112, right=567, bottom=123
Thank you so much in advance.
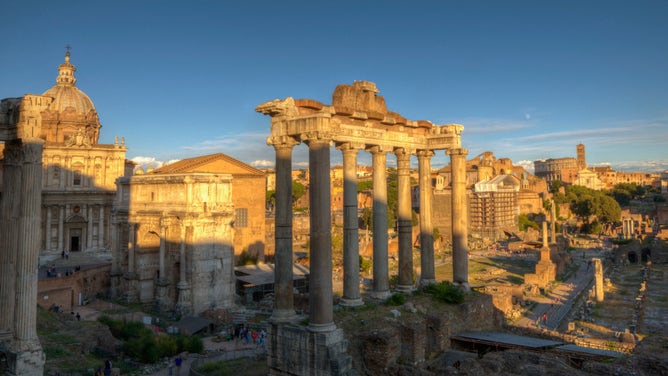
left=2, top=0, right=667, bottom=174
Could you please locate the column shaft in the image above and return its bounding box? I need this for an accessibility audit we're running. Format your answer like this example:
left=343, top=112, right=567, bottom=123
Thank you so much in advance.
left=128, top=224, right=136, bottom=273
left=371, top=147, right=389, bottom=298
left=307, top=138, right=335, bottom=331
left=159, top=225, right=166, bottom=280
left=0, top=140, right=21, bottom=333
left=271, top=140, right=297, bottom=322
left=417, top=151, right=435, bottom=285
left=58, top=206, right=64, bottom=252
left=15, top=140, right=44, bottom=344
left=340, top=144, right=362, bottom=306
left=449, top=148, right=469, bottom=288
left=99, top=206, right=105, bottom=248
left=395, top=148, right=413, bottom=291
left=45, top=206, right=52, bottom=251
left=550, top=200, right=556, bottom=244
left=87, top=206, right=93, bottom=251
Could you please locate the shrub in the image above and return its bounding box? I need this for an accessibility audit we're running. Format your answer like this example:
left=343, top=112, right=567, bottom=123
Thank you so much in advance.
left=386, top=293, right=405, bottom=306
left=424, top=281, right=465, bottom=304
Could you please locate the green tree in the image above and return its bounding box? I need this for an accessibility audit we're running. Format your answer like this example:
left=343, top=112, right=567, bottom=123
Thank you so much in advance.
left=549, top=180, right=563, bottom=194
left=292, top=181, right=306, bottom=202
left=518, top=214, right=539, bottom=232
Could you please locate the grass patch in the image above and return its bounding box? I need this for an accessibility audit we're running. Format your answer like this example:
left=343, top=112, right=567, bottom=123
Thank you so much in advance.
left=196, top=356, right=268, bottom=376
left=424, top=281, right=465, bottom=304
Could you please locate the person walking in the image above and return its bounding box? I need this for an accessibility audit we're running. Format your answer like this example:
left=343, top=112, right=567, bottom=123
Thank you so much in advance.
left=175, top=355, right=183, bottom=375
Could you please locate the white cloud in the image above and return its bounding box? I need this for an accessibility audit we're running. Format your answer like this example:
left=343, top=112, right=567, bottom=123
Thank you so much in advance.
left=250, top=159, right=274, bottom=167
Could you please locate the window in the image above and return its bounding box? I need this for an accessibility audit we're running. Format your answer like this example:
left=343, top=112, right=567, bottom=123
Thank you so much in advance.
left=235, top=208, right=248, bottom=228
left=73, top=170, right=81, bottom=186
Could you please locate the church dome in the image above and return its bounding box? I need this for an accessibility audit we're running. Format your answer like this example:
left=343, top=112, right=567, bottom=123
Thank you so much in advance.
left=40, top=51, right=101, bottom=144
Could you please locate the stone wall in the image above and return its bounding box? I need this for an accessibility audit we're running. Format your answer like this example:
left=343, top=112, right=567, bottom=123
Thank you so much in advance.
left=347, top=294, right=503, bottom=374
left=38, top=264, right=111, bottom=312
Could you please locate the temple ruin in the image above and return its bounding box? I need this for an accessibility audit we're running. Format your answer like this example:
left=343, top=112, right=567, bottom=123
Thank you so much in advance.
left=256, top=80, right=468, bottom=375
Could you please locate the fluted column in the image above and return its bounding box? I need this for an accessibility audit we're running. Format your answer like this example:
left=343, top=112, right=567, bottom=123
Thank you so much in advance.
left=448, top=148, right=469, bottom=290
left=14, top=139, right=45, bottom=350
left=87, top=206, right=93, bottom=251
left=369, top=146, right=390, bottom=299
left=305, top=135, right=335, bottom=332
left=57, top=205, right=64, bottom=252
left=176, top=223, right=191, bottom=315
left=98, top=206, right=105, bottom=249
left=0, top=140, right=22, bottom=334
left=127, top=224, right=136, bottom=274
left=339, top=143, right=363, bottom=306
left=45, top=206, right=52, bottom=251
left=269, top=137, right=299, bottom=322
left=417, top=150, right=436, bottom=285
left=395, top=148, right=414, bottom=292
left=159, top=222, right=167, bottom=281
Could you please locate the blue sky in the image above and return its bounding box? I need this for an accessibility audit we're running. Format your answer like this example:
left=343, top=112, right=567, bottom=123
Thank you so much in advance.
left=2, top=1, right=667, bottom=173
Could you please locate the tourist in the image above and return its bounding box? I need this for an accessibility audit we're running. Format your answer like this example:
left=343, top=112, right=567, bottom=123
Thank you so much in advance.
left=65, top=249, right=70, bottom=259
left=76, top=312, right=81, bottom=321
left=175, top=355, right=183, bottom=375
left=542, top=313, right=548, bottom=326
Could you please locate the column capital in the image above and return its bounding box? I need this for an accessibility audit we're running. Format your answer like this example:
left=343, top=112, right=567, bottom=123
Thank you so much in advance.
left=301, top=131, right=332, bottom=145
left=336, top=142, right=364, bottom=153
left=366, top=145, right=388, bottom=154
left=2, top=139, right=23, bottom=165
left=393, top=147, right=413, bottom=160
left=447, top=147, right=468, bottom=157
left=267, top=135, right=300, bottom=149
left=21, top=139, right=45, bottom=164
left=416, top=149, right=435, bottom=159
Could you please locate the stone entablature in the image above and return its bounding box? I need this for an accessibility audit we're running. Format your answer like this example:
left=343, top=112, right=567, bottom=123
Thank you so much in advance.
left=258, top=81, right=462, bottom=153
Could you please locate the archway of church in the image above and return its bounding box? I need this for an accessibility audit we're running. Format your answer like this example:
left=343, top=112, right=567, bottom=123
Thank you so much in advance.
left=65, top=214, right=87, bottom=252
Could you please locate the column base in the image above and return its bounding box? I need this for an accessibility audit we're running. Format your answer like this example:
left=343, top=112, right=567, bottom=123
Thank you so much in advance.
left=395, top=284, right=415, bottom=294
left=339, top=297, right=364, bottom=307
left=270, top=309, right=298, bottom=324
left=368, top=290, right=391, bottom=300
left=4, top=339, right=45, bottom=376
left=418, top=278, right=437, bottom=287
left=307, top=321, right=337, bottom=333
left=453, top=281, right=471, bottom=292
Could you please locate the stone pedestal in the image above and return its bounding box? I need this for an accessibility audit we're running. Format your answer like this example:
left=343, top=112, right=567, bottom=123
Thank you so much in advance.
left=267, top=323, right=351, bottom=376
left=4, top=340, right=46, bottom=376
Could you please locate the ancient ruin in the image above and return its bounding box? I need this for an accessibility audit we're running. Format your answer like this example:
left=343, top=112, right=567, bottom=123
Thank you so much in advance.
left=256, top=80, right=466, bottom=375
left=0, top=96, right=50, bottom=375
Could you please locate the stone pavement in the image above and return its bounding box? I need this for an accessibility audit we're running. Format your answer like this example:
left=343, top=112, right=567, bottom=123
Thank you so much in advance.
left=148, top=339, right=265, bottom=376
left=516, top=247, right=605, bottom=331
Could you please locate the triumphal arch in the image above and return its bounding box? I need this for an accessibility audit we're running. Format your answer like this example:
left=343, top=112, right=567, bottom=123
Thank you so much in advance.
left=256, top=80, right=469, bottom=375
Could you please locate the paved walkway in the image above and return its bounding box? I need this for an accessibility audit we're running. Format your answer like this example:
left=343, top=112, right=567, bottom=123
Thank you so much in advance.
left=148, top=339, right=265, bottom=376
left=516, top=246, right=607, bottom=331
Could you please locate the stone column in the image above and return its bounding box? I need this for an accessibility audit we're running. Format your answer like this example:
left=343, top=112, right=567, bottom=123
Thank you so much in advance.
left=369, top=146, right=390, bottom=299
left=109, top=219, right=121, bottom=299
left=448, top=148, right=469, bottom=290
left=395, top=148, right=414, bottom=292
left=542, top=221, right=549, bottom=249
left=87, top=206, right=93, bottom=251
left=339, top=143, right=363, bottom=306
left=550, top=200, right=556, bottom=245
left=176, top=223, right=191, bottom=315
left=57, top=205, right=64, bottom=252
left=45, top=206, right=52, bottom=251
left=98, top=206, right=105, bottom=249
left=593, top=258, right=604, bottom=302
left=127, top=224, right=136, bottom=274
left=0, top=140, right=22, bottom=334
left=14, top=139, right=46, bottom=364
left=269, top=137, right=299, bottom=322
left=159, top=223, right=167, bottom=281
left=417, top=150, right=435, bottom=286
left=305, top=135, right=335, bottom=332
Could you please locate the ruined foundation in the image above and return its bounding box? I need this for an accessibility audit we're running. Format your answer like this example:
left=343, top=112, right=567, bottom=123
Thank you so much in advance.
left=267, top=323, right=352, bottom=376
